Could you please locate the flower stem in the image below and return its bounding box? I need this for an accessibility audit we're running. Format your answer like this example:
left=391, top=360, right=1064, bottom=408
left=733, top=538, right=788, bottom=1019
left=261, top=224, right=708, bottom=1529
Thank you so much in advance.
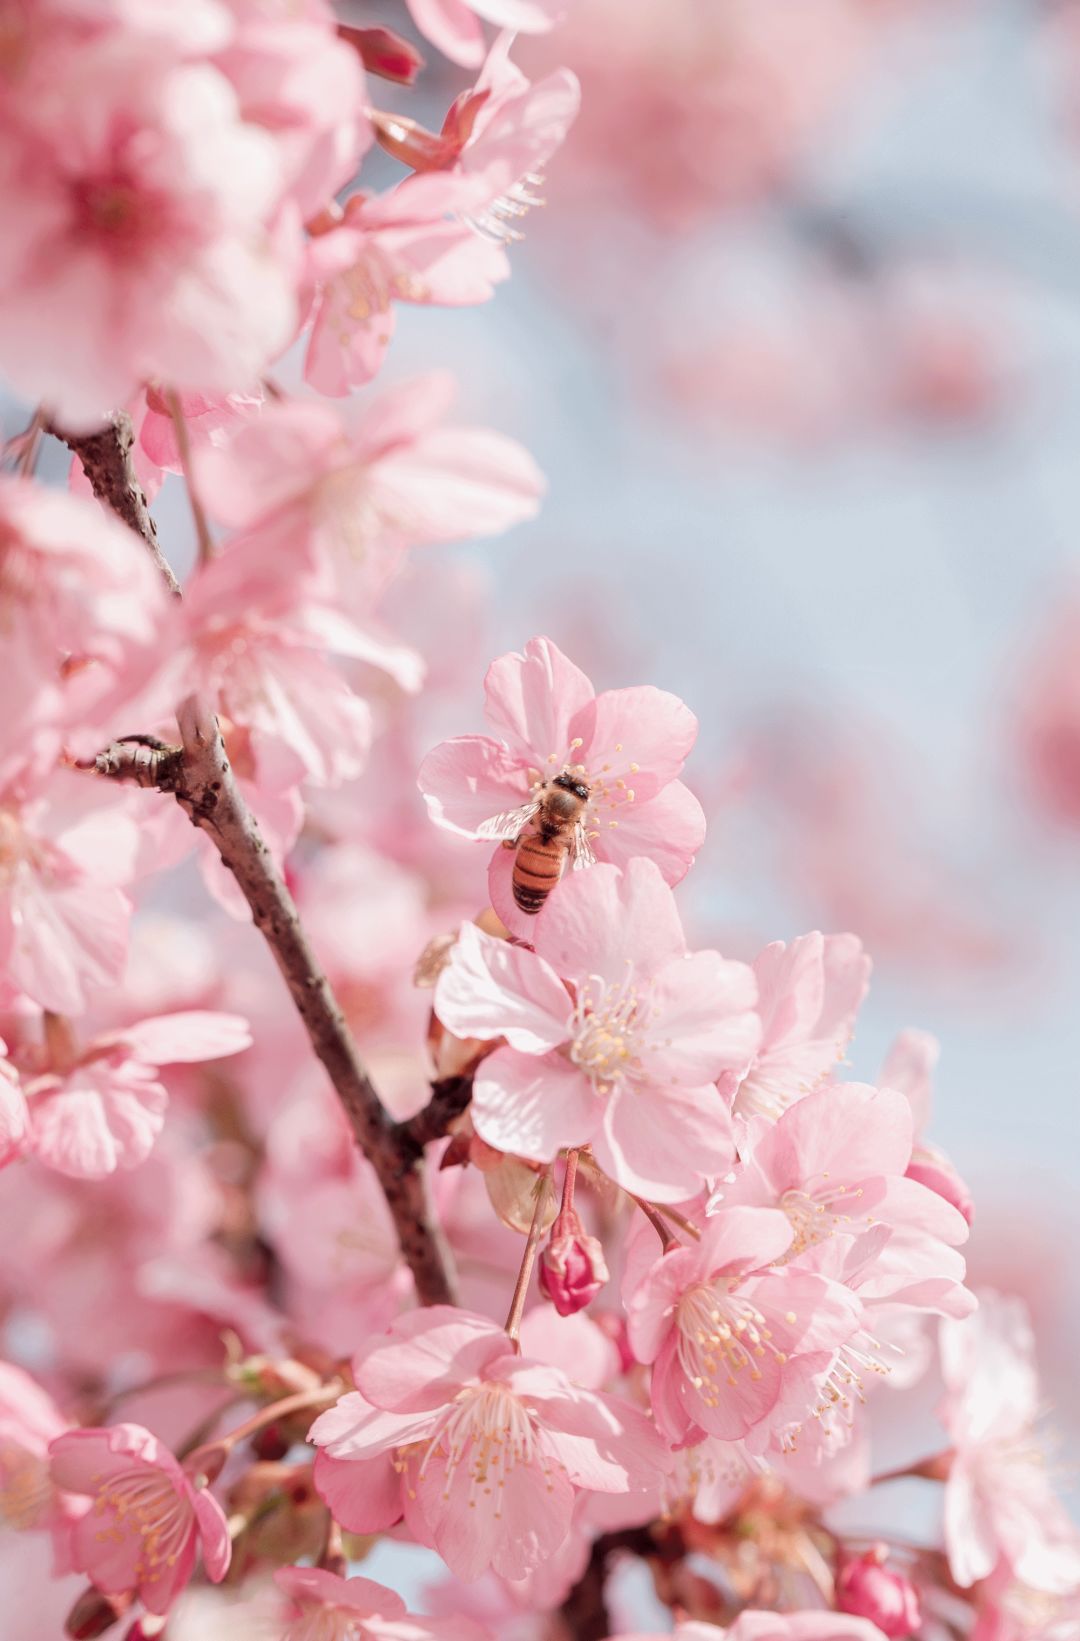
left=183, top=1380, right=341, bottom=1479
left=165, top=388, right=214, bottom=567
left=504, top=1163, right=554, bottom=1344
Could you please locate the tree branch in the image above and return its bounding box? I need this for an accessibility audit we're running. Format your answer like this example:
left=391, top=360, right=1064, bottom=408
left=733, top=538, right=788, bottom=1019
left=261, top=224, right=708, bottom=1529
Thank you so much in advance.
left=62, top=419, right=459, bottom=1307
left=52, top=413, right=182, bottom=597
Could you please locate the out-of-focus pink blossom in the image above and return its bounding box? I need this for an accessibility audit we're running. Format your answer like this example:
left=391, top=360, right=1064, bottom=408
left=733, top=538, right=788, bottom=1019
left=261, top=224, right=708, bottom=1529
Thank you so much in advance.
left=837, top=1545, right=922, bottom=1639
left=0, top=478, right=172, bottom=777
left=0, top=769, right=142, bottom=1017
left=194, top=376, right=543, bottom=615
left=272, top=1565, right=486, bottom=1639
left=16, top=1010, right=250, bottom=1180
left=49, top=1423, right=230, bottom=1615
left=418, top=635, right=706, bottom=928
left=310, top=1305, right=668, bottom=1582
left=435, top=859, right=758, bottom=1200
left=0, top=31, right=294, bottom=426
left=718, top=931, right=869, bottom=1123
left=612, top=1609, right=894, bottom=1641
left=0, top=1361, right=78, bottom=1559
left=626, top=1205, right=860, bottom=1446
left=939, top=1291, right=1080, bottom=1593
left=303, top=175, right=510, bottom=394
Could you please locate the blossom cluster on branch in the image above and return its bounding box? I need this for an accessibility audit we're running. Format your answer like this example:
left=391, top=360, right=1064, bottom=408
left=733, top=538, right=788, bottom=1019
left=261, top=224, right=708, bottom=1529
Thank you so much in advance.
left=0, top=3, right=1076, bottom=1641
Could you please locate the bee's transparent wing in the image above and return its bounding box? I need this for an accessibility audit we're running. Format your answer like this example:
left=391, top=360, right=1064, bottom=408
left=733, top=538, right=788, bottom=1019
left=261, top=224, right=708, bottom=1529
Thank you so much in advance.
left=570, top=821, right=598, bottom=870
left=474, top=800, right=540, bottom=843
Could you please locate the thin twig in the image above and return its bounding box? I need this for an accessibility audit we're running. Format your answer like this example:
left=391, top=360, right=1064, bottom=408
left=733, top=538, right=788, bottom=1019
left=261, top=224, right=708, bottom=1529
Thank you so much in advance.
left=165, top=387, right=215, bottom=567
left=504, top=1163, right=554, bottom=1344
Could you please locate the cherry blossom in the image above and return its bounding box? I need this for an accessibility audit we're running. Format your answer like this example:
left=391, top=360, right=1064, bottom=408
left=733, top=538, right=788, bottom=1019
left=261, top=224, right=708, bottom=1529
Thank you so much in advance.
left=435, top=859, right=758, bottom=1199
left=404, top=0, right=572, bottom=69
left=14, top=1010, right=251, bottom=1180
left=48, top=1423, right=230, bottom=1615
left=310, top=1305, right=668, bottom=1582
left=613, top=1616, right=893, bottom=1641
left=939, top=1292, right=1080, bottom=1594
left=194, top=376, right=544, bottom=614
left=626, top=1204, right=861, bottom=1446
left=418, top=635, right=707, bottom=929
left=303, top=175, right=510, bottom=395
left=0, top=1362, right=76, bottom=1552
left=836, top=1545, right=922, bottom=1639
left=0, top=29, right=294, bottom=426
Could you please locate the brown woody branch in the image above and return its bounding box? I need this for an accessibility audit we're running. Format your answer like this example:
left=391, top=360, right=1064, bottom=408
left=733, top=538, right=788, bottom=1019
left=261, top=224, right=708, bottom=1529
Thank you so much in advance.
left=61, top=421, right=461, bottom=1308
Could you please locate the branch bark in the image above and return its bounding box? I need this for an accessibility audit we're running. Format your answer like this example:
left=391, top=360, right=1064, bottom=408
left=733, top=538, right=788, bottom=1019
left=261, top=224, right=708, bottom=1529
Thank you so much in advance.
left=61, top=420, right=460, bottom=1307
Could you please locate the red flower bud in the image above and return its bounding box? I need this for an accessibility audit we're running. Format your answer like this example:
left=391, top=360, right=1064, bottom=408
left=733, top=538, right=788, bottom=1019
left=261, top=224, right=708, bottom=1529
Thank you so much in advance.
left=337, top=25, right=425, bottom=86
left=538, top=1211, right=609, bottom=1316
left=837, top=1545, right=922, bottom=1639
left=65, top=1586, right=134, bottom=1639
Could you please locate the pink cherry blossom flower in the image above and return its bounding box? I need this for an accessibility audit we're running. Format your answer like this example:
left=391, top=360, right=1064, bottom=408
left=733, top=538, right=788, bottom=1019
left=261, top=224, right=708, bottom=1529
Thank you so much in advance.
left=434, top=859, right=758, bottom=1201
left=0, top=30, right=295, bottom=426
left=418, top=635, right=707, bottom=928
left=303, top=174, right=510, bottom=395
left=719, top=931, right=870, bottom=1123
left=718, top=1083, right=971, bottom=1263
left=625, top=1205, right=860, bottom=1446
left=939, top=1291, right=1080, bottom=1594
left=0, top=767, right=142, bottom=1016
left=404, top=0, right=571, bottom=69
left=0, top=477, right=172, bottom=777
left=194, top=375, right=543, bottom=615
left=310, top=1305, right=668, bottom=1582
left=271, top=1566, right=487, bottom=1640
left=18, top=1010, right=251, bottom=1180
left=49, top=1423, right=230, bottom=1615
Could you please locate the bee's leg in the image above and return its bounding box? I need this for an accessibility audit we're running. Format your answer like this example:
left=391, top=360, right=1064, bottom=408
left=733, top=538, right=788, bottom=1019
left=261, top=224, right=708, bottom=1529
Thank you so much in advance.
left=501, top=833, right=522, bottom=851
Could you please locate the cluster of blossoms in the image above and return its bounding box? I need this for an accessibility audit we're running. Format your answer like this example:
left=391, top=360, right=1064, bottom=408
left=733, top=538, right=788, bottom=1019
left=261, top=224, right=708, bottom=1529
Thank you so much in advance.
left=0, top=2, right=1075, bottom=1641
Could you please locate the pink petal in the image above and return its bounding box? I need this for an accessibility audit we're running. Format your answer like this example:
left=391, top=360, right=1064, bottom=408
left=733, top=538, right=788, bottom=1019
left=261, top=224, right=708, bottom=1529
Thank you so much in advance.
left=593, top=1081, right=736, bottom=1203
left=880, top=1027, right=939, bottom=1134
left=482, top=636, right=596, bottom=766
left=194, top=401, right=343, bottom=528
left=435, top=923, right=570, bottom=1053
left=418, top=735, right=533, bottom=837
left=312, top=1448, right=403, bottom=1535
left=471, top=1048, right=600, bottom=1160
left=191, top=1487, right=231, bottom=1583
left=404, top=0, right=485, bottom=67
left=593, top=779, right=706, bottom=885
left=367, top=426, right=544, bottom=545
left=534, top=858, right=686, bottom=987
left=572, top=686, right=698, bottom=804
left=420, top=1445, right=575, bottom=1581
left=754, top=1084, right=914, bottom=1196
left=356, top=1309, right=509, bottom=1412
left=309, top=1392, right=440, bottom=1456
left=639, top=953, right=759, bottom=1084
left=698, top=1207, right=796, bottom=1278
left=116, top=1012, right=252, bottom=1066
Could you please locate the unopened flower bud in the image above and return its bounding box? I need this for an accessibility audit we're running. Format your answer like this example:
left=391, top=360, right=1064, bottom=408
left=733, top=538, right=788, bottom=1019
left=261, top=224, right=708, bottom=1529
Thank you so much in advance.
left=837, top=1544, right=922, bottom=1639
left=66, top=1585, right=134, bottom=1639
left=539, top=1212, right=609, bottom=1316
left=338, top=24, right=425, bottom=85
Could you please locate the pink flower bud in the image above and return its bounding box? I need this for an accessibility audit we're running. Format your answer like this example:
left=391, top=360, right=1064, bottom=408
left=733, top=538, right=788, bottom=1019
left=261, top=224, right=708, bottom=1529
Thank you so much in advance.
left=837, top=1545, right=922, bottom=1639
left=539, top=1213, right=609, bottom=1316
left=337, top=24, right=425, bottom=85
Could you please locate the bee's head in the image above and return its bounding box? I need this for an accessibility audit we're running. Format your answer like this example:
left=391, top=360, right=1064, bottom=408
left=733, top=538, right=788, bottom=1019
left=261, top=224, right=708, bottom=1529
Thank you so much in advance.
left=551, top=772, right=590, bottom=803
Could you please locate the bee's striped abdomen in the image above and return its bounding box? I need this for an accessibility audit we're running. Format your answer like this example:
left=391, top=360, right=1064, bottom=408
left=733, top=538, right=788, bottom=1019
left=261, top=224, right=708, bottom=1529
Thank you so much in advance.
left=512, top=834, right=566, bottom=913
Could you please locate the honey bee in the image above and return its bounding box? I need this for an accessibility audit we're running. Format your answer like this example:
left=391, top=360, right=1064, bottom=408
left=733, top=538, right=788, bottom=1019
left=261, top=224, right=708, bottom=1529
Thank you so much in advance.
left=477, top=773, right=596, bottom=914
